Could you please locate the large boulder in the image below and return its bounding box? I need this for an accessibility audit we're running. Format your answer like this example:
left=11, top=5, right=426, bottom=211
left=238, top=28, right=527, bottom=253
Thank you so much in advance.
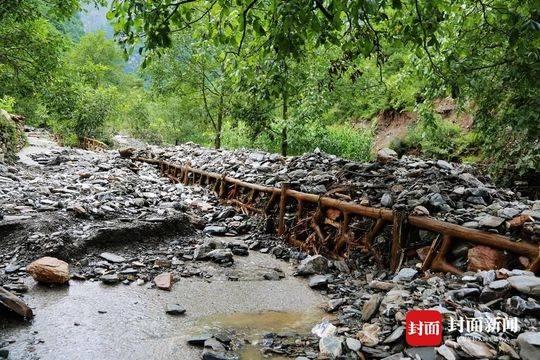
left=297, top=255, right=328, bottom=276
left=26, top=257, right=70, bottom=284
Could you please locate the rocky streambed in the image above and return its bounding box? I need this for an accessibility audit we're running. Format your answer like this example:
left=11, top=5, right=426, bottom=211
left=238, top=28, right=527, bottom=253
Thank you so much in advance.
left=1, top=130, right=539, bottom=360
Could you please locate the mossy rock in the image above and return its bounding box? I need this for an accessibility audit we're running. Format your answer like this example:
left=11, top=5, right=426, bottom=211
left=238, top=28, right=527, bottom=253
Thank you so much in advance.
left=0, top=109, right=25, bottom=162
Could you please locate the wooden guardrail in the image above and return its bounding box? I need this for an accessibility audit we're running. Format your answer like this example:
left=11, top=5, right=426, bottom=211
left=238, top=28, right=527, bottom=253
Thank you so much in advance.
left=135, top=156, right=539, bottom=275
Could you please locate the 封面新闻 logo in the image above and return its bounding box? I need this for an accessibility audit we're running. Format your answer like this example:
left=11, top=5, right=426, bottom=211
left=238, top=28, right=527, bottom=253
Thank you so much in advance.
left=406, top=310, right=443, bottom=347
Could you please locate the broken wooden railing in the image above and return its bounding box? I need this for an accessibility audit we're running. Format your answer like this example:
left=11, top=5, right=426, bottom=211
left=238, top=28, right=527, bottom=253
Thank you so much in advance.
left=135, top=157, right=539, bottom=275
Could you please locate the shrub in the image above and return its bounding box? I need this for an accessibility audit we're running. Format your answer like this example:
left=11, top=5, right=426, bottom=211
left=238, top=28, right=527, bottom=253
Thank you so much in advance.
left=321, top=124, right=373, bottom=161
left=0, top=96, right=15, bottom=112
left=73, top=86, right=119, bottom=140
left=403, top=104, right=462, bottom=160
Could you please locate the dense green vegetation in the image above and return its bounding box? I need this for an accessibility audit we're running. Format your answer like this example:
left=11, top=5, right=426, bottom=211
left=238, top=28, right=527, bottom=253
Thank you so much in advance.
left=0, top=1, right=538, bottom=184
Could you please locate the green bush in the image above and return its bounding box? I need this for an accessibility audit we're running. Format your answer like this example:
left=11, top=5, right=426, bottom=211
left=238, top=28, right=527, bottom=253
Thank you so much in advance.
left=221, top=120, right=373, bottom=161
left=402, top=104, right=462, bottom=160
left=0, top=96, right=15, bottom=112
left=73, top=86, right=119, bottom=140
left=321, top=124, right=373, bottom=161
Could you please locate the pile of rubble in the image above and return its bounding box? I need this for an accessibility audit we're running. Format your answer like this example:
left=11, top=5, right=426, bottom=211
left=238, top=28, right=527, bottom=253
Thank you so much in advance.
left=228, top=251, right=540, bottom=360
left=136, top=144, right=540, bottom=239
left=1, top=147, right=192, bottom=221
left=0, top=144, right=262, bottom=290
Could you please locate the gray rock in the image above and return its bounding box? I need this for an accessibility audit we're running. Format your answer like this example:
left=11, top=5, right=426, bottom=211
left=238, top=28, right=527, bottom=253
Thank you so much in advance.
left=297, top=255, right=328, bottom=275
left=480, top=287, right=508, bottom=303
left=327, top=298, right=345, bottom=312
left=319, top=336, right=343, bottom=358
left=381, top=354, right=405, bottom=360
left=4, top=263, right=21, bottom=274
left=507, top=275, right=540, bottom=296
left=457, top=336, right=496, bottom=359
left=518, top=332, right=540, bottom=360
left=498, top=207, right=520, bottom=219
left=459, top=173, right=484, bottom=187
left=187, top=334, right=213, bottom=347
left=288, top=169, right=308, bottom=179
left=206, top=249, right=233, bottom=263
left=100, top=252, right=126, bottom=263
left=165, top=304, right=186, bottom=315
left=505, top=296, right=540, bottom=316
left=309, top=274, right=329, bottom=289
left=203, top=225, right=227, bottom=235
left=100, top=274, right=120, bottom=285
left=3, top=282, right=28, bottom=293
left=436, top=160, right=453, bottom=170
left=404, top=347, right=436, bottom=360
left=436, top=345, right=457, bottom=360
left=392, top=268, right=418, bottom=282
left=361, top=294, right=382, bottom=321
left=488, top=279, right=510, bottom=290
left=381, top=193, right=393, bottom=207
left=383, top=326, right=404, bottom=344
left=428, top=193, right=449, bottom=211
left=345, top=337, right=362, bottom=352
left=202, top=349, right=235, bottom=360
left=204, top=338, right=226, bottom=352
left=377, top=148, right=398, bottom=163
left=462, top=221, right=479, bottom=229
left=478, top=215, right=505, bottom=228
left=381, top=289, right=410, bottom=310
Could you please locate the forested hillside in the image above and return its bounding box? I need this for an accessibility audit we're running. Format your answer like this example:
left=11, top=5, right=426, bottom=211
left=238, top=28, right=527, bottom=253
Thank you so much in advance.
left=0, top=0, right=538, bottom=185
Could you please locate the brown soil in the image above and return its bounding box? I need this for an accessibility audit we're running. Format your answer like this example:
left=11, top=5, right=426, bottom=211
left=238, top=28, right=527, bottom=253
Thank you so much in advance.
left=370, top=97, right=474, bottom=151
left=373, top=109, right=417, bottom=151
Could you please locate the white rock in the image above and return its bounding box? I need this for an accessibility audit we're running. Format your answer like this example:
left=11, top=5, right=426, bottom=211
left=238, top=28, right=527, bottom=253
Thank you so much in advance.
left=311, top=320, right=336, bottom=338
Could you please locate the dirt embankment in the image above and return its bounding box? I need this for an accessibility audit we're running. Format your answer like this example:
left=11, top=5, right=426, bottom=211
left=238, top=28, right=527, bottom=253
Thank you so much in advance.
left=372, top=97, right=474, bottom=151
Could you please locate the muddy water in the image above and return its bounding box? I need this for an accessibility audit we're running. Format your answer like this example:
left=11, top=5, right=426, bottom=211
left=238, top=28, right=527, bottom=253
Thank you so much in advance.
left=0, top=239, right=326, bottom=360
left=195, top=310, right=325, bottom=359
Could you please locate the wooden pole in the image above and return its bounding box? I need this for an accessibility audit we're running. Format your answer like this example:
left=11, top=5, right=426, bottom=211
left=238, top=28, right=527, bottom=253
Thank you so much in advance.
left=390, top=211, right=407, bottom=273
left=278, top=183, right=290, bottom=236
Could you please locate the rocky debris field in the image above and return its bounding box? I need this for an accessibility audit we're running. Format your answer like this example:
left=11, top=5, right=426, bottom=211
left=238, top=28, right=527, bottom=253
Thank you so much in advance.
left=1, top=133, right=539, bottom=360
left=136, top=144, right=540, bottom=239
left=284, top=256, right=540, bottom=360
left=0, top=142, right=258, bottom=265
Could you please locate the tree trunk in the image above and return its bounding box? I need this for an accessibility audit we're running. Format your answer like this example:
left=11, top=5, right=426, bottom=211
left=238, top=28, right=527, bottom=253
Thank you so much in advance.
left=214, top=94, right=223, bottom=149
left=281, top=89, right=288, bottom=156
left=281, top=127, right=287, bottom=157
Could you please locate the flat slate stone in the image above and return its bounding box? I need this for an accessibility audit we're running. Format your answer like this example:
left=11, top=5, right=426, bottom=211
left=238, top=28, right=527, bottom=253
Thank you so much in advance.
left=165, top=303, right=186, bottom=315
left=187, top=334, right=214, bottom=347
left=99, top=252, right=126, bottom=263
